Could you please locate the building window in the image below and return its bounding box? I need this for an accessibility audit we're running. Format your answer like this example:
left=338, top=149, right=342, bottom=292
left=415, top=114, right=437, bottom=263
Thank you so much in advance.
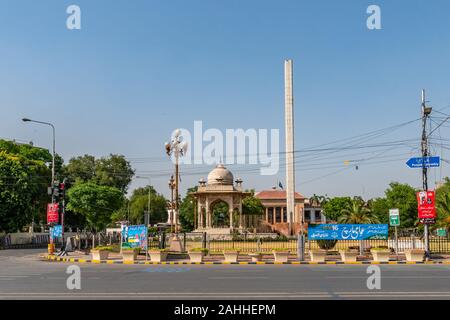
left=315, top=210, right=322, bottom=222
left=268, top=208, right=274, bottom=224
left=275, top=207, right=281, bottom=223
left=282, top=207, right=287, bottom=223
left=304, top=210, right=311, bottom=222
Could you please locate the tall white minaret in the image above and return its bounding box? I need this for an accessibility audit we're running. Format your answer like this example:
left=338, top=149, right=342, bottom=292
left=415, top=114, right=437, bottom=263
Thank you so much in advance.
left=284, top=59, right=295, bottom=234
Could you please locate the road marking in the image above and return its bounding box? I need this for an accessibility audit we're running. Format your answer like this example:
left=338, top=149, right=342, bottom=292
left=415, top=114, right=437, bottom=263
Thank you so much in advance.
left=208, top=277, right=269, bottom=280
left=327, top=276, right=450, bottom=279
left=3, top=291, right=450, bottom=295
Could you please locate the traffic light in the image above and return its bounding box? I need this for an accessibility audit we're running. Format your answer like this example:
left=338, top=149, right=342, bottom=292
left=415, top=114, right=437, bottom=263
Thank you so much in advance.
left=51, top=181, right=66, bottom=203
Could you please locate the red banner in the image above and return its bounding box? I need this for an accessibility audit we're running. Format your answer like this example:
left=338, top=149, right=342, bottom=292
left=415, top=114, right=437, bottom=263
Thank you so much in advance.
left=47, top=203, right=59, bottom=224
left=417, top=191, right=436, bottom=220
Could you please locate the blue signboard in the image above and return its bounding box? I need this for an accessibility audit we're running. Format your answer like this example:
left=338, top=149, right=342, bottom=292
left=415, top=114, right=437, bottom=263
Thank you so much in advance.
left=406, top=156, right=440, bottom=168
left=121, top=224, right=148, bottom=250
left=308, top=224, right=389, bottom=240
left=51, top=225, right=62, bottom=239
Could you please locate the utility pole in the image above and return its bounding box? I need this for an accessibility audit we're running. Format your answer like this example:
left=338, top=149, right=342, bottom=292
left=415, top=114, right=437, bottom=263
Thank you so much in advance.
left=421, top=89, right=432, bottom=259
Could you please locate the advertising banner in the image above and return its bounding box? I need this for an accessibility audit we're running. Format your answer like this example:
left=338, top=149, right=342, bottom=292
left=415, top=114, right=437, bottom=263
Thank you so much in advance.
left=308, top=224, right=389, bottom=240
left=51, top=225, right=62, bottom=239
left=47, top=203, right=59, bottom=224
left=417, top=191, right=436, bottom=221
left=121, top=224, right=148, bottom=250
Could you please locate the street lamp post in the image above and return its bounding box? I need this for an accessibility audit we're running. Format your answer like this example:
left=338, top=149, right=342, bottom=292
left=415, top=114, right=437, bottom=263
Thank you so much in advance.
left=22, top=118, right=56, bottom=199
left=168, top=175, right=175, bottom=233
left=22, top=118, right=59, bottom=252
left=165, top=129, right=188, bottom=234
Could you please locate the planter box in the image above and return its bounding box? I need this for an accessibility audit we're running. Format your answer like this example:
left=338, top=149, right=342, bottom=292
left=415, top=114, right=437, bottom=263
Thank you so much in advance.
left=405, top=249, right=425, bottom=262
left=91, top=250, right=109, bottom=261
left=188, top=251, right=205, bottom=263
left=249, top=253, right=263, bottom=262
left=273, top=251, right=290, bottom=263
left=371, top=250, right=390, bottom=262
left=223, top=251, right=240, bottom=263
left=339, top=250, right=358, bottom=263
left=149, top=251, right=169, bottom=262
left=122, top=250, right=138, bottom=263
left=309, top=250, right=327, bottom=262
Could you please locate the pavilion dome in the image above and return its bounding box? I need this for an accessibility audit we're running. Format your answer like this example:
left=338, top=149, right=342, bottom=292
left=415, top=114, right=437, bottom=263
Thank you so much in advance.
left=207, top=164, right=234, bottom=185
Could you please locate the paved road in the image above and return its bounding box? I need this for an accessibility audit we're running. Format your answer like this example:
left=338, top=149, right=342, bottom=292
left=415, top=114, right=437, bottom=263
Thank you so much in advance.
left=1, top=249, right=449, bottom=299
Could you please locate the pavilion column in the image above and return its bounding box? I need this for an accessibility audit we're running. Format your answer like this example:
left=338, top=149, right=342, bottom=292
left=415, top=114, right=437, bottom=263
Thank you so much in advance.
left=197, top=206, right=202, bottom=228
left=273, top=207, right=276, bottom=224
left=205, top=200, right=210, bottom=228
left=281, top=207, right=284, bottom=223
left=229, top=208, right=234, bottom=229
left=239, top=202, right=243, bottom=229
left=265, top=207, right=269, bottom=223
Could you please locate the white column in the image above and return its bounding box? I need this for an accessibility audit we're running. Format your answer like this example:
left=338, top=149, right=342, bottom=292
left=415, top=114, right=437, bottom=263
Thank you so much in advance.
left=285, top=59, right=295, bottom=230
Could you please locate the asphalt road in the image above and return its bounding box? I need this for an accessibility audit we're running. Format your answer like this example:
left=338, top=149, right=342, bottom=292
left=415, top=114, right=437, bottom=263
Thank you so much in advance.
left=1, top=249, right=449, bottom=300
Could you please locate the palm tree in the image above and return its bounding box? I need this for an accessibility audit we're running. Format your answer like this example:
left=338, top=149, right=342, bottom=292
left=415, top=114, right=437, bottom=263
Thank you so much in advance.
left=338, top=199, right=380, bottom=224
left=309, top=194, right=330, bottom=207
left=437, top=193, right=450, bottom=230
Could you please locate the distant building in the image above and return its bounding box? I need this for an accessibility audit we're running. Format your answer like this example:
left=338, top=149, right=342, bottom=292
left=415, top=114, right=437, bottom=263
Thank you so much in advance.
left=255, top=189, right=326, bottom=236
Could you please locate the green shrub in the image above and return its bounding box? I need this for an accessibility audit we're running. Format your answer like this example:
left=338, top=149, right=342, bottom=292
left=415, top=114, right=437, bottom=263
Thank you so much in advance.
left=370, top=246, right=390, bottom=251
left=148, top=248, right=170, bottom=252
left=316, top=239, right=337, bottom=250
left=189, top=248, right=208, bottom=254
left=92, top=246, right=113, bottom=251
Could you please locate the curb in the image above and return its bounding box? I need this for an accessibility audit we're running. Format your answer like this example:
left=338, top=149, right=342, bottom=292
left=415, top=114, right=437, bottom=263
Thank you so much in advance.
left=44, top=255, right=450, bottom=265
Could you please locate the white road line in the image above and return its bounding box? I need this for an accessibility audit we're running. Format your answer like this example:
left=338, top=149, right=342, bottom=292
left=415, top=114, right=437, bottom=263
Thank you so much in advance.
left=208, top=277, right=269, bottom=280
left=2, top=291, right=450, bottom=295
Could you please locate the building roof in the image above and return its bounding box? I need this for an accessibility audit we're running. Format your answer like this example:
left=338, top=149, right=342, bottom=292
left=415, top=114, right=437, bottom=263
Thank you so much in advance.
left=255, top=190, right=305, bottom=200
left=207, top=164, right=234, bottom=185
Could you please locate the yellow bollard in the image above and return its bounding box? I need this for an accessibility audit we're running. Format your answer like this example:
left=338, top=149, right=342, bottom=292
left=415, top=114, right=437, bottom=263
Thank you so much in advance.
left=48, top=243, right=55, bottom=255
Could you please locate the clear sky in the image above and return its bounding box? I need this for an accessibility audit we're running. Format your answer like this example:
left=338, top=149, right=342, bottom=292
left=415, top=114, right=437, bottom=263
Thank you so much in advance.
left=1, top=0, right=449, bottom=200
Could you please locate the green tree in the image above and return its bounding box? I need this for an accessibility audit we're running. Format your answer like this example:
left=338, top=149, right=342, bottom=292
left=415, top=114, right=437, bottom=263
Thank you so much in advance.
left=65, top=154, right=134, bottom=193
left=94, top=154, right=134, bottom=192
left=338, top=198, right=380, bottom=224
left=65, top=154, right=96, bottom=185
left=370, top=182, right=418, bottom=228
left=242, top=194, right=264, bottom=216
left=0, top=150, right=50, bottom=233
left=128, top=186, right=167, bottom=225
left=66, top=182, right=124, bottom=232
left=309, top=194, right=330, bottom=207
left=436, top=178, right=450, bottom=229
left=179, top=186, right=197, bottom=231
left=322, top=197, right=353, bottom=222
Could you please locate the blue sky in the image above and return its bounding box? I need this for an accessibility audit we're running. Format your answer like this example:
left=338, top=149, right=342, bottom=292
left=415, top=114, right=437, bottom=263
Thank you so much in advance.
left=1, top=0, right=449, bottom=199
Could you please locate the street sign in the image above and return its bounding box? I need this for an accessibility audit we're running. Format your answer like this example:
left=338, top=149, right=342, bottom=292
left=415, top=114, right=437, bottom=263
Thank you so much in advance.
left=417, top=191, right=436, bottom=223
left=51, top=225, right=62, bottom=238
left=389, top=209, right=400, bottom=226
left=406, top=156, right=440, bottom=168
left=47, top=203, right=59, bottom=224
left=437, top=228, right=447, bottom=237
